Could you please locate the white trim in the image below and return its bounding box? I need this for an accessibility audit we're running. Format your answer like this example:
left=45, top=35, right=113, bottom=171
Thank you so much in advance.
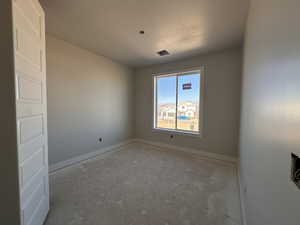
left=152, top=66, right=205, bottom=77
left=153, top=76, right=158, bottom=128
left=237, top=167, right=248, bottom=225
left=175, top=74, right=178, bottom=129
left=152, top=128, right=202, bottom=138
left=134, top=138, right=238, bottom=164
left=49, top=139, right=135, bottom=173
left=199, top=66, right=206, bottom=136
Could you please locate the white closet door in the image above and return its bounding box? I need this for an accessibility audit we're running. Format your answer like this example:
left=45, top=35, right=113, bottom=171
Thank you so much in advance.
left=12, top=0, right=50, bottom=225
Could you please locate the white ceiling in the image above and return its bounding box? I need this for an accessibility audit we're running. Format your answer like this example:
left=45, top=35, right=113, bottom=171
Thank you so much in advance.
left=40, top=0, right=249, bottom=68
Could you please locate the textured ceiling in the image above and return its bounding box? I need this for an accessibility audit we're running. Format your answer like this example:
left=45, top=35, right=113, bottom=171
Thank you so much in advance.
left=40, top=0, right=249, bottom=68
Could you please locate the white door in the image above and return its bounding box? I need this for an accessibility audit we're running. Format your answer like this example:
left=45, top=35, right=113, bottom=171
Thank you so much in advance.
left=12, top=0, right=50, bottom=225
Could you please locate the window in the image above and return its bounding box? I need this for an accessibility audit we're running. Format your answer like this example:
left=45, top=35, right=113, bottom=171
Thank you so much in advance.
left=153, top=69, right=204, bottom=135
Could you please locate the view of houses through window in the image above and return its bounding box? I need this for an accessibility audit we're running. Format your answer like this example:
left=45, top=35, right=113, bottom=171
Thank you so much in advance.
left=154, top=71, right=201, bottom=133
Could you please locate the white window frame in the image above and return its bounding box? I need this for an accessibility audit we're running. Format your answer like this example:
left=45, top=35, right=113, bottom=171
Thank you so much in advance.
left=152, top=67, right=205, bottom=137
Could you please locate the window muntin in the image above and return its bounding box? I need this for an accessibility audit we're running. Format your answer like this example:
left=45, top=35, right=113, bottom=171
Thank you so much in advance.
left=154, top=70, right=202, bottom=134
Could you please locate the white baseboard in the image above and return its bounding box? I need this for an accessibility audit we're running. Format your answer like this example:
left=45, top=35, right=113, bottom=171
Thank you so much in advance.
left=237, top=167, right=248, bottom=225
left=50, top=137, right=237, bottom=172
left=134, top=138, right=238, bottom=164
left=49, top=139, right=135, bottom=173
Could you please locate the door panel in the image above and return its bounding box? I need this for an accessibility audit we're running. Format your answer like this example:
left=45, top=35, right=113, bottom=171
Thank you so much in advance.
left=17, top=102, right=43, bottom=118
left=17, top=76, right=43, bottom=103
left=18, top=116, right=44, bottom=144
left=12, top=0, right=49, bottom=225
left=20, top=148, right=45, bottom=187
left=19, top=136, right=44, bottom=163
left=30, top=196, right=49, bottom=225
left=13, top=0, right=42, bottom=35
left=15, top=27, right=42, bottom=69
left=22, top=182, right=45, bottom=225
left=12, top=2, right=40, bottom=36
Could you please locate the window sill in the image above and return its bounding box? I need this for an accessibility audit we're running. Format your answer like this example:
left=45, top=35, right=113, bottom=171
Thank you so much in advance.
left=152, top=128, right=203, bottom=138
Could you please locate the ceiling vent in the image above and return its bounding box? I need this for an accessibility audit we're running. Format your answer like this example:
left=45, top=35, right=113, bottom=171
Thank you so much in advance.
left=157, top=50, right=170, bottom=56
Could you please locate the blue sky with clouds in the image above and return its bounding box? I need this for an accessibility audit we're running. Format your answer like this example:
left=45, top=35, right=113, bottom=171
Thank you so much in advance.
left=157, top=73, right=200, bottom=104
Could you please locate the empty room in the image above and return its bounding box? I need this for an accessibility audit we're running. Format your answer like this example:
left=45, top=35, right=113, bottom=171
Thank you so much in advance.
left=1, top=0, right=300, bottom=225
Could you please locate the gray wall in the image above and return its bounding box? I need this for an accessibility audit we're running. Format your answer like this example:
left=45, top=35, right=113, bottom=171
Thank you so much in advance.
left=46, top=35, right=135, bottom=166
left=0, top=0, right=21, bottom=224
left=240, top=0, right=300, bottom=224
left=135, top=48, right=242, bottom=157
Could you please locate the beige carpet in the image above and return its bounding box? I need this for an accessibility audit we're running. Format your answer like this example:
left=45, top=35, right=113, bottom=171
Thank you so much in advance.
left=45, top=143, right=241, bottom=225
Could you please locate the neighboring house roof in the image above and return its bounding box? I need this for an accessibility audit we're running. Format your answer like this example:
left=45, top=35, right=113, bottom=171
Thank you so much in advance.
left=159, top=102, right=197, bottom=113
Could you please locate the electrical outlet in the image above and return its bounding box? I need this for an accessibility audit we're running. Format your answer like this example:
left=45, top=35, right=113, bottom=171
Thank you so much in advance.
left=291, top=153, right=300, bottom=189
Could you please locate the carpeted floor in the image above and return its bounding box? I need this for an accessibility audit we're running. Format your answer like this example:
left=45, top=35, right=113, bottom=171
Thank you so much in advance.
left=45, top=143, right=241, bottom=225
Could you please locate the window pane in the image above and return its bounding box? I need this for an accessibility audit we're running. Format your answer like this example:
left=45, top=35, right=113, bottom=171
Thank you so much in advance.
left=177, top=73, right=200, bottom=132
left=156, top=76, right=176, bottom=129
